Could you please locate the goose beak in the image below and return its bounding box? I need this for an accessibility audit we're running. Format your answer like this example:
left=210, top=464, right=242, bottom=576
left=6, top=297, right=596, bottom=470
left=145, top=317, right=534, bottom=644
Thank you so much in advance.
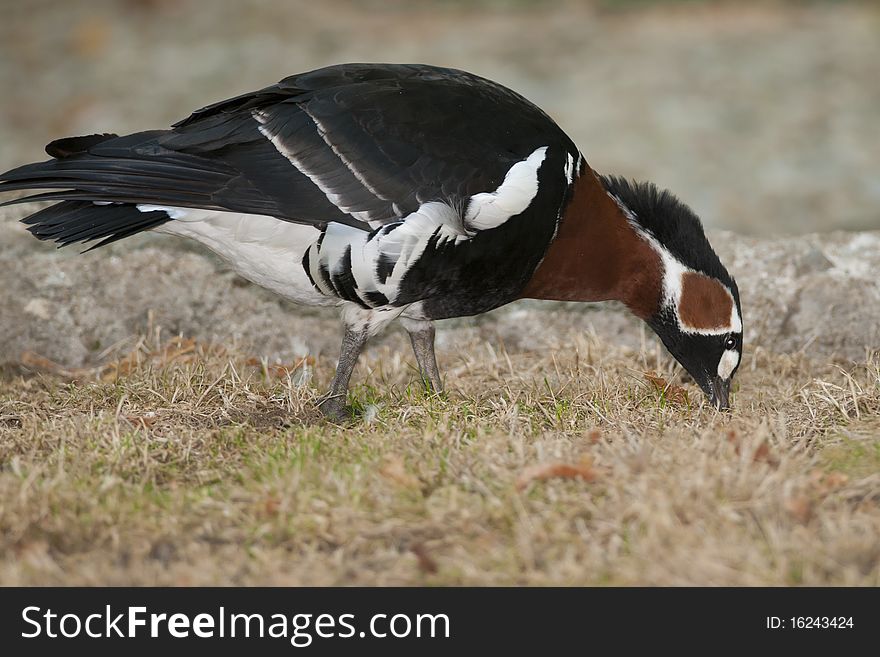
left=709, top=376, right=731, bottom=410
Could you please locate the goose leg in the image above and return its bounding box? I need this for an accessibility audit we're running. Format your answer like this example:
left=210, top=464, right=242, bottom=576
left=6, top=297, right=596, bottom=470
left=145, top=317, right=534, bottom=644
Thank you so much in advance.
left=319, top=324, right=369, bottom=420
left=401, top=318, right=443, bottom=393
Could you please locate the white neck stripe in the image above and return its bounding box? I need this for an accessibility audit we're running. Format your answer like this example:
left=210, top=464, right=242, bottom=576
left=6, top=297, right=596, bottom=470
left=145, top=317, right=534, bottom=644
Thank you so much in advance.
left=607, top=192, right=741, bottom=336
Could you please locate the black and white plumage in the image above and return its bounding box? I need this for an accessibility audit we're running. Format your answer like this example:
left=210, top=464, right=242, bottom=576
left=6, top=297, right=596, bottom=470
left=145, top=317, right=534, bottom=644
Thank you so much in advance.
left=1, top=63, right=742, bottom=417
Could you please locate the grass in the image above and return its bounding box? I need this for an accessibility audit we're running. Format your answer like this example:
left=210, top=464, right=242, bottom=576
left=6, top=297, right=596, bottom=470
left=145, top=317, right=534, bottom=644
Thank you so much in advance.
left=1, top=330, right=879, bottom=585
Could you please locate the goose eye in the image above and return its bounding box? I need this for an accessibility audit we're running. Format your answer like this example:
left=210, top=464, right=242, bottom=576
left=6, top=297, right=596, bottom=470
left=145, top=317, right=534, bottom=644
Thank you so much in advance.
left=724, top=335, right=737, bottom=350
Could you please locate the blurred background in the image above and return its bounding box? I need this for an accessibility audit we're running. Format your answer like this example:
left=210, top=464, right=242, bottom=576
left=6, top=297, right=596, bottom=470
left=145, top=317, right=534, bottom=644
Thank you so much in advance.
left=1, top=0, right=877, bottom=236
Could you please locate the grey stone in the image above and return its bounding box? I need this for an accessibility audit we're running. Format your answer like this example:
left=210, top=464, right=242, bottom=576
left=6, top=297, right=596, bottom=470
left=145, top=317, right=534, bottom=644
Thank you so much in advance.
left=794, top=247, right=834, bottom=277
left=2, top=206, right=879, bottom=368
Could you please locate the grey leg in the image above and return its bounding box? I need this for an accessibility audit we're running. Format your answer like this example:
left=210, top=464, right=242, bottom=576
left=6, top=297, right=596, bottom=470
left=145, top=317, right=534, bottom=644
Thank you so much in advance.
left=401, top=318, right=443, bottom=393
left=319, top=325, right=369, bottom=420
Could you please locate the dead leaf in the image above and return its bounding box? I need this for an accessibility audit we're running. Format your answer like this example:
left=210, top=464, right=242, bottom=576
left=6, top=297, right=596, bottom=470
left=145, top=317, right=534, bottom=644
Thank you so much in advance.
left=101, top=337, right=205, bottom=381
left=20, top=351, right=80, bottom=379
left=516, top=455, right=598, bottom=491
left=379, top=455, right=421, bottom=490
left=125, top=412, right=157, bottom=428
left=159, top=337, right=197, bottom=364
left=752, top=441, right=779, bottom=467
left=21, top=351, right=63, bottom=372
left=784, top=494, right=813, bottom=524
left=15, top=540, right=57, bottom=570
left=727, top=433, right=779, bottom=467
left=411, top=543, right=438, bottom=574
left=101, top=353, right=142, bottom=381
left=809, top=469, right=849, bottom=496
left=644, top=372, right=690, bottom=406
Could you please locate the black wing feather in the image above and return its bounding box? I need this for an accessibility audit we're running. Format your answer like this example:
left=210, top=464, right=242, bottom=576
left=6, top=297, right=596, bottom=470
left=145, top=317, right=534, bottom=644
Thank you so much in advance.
left=1, top=63, right=575, bottom=249
left=45, top=133, right=118, bottom=158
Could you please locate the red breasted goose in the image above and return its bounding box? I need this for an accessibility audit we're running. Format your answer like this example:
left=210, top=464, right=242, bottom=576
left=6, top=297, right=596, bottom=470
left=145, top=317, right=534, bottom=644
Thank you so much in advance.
left=0, top=63, right=742, bottom=419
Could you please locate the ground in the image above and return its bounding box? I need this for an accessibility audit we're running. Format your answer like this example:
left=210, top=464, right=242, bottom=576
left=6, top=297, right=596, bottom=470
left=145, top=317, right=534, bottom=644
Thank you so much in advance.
left=2, top=330, right=878, bottom=585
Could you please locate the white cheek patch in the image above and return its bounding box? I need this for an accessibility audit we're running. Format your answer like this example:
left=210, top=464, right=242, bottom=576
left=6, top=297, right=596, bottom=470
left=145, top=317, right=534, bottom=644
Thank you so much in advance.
left=717, top=349, right=740, bottom=380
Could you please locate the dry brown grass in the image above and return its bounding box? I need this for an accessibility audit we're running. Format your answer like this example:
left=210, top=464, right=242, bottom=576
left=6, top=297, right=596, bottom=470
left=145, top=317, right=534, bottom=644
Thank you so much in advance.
left=1, top=328, right=879, bottom=586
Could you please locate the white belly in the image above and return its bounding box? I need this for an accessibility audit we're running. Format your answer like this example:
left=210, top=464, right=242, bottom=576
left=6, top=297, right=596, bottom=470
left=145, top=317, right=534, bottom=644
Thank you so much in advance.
left=148, top=207, right=334, bottom=306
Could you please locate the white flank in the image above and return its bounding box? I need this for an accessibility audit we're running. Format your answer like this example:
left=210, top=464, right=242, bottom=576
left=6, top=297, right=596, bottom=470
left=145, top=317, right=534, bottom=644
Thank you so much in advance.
left=320, top=222, right=361, bottom=281
left=317, top=201, right=465, bottom=306
left=381, top=202, right=466, bottom=296
left=465, top=146, right=548, bottom=231
left=717, top=349, right=740, bottom=380
left=146, top=206, right=330, bottom=306
left=251, top=109, right=373, bottom=223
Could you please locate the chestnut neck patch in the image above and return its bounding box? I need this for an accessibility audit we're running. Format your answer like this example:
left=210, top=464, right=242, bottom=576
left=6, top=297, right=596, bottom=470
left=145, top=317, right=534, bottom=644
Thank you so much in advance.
left=518, top=168, right=663, bottom=316
left=678, top=271, right=734, bottom=332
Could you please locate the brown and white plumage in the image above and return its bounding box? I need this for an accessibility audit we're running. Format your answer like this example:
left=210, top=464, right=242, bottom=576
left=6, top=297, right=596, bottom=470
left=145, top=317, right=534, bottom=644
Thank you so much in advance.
left=0, top=63, right=742, bottom=417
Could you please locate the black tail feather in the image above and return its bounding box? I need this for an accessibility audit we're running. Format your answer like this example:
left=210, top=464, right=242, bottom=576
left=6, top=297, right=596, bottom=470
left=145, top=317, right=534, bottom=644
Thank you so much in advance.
left=0, top=130, right=237, bottom=214
left=0, top=139, right=282, bottom=218
left=2, top=119, right=371, bottom=251
left=4, top=130, right=272, bottom=252
left=22, top=201, right=171, bottom=251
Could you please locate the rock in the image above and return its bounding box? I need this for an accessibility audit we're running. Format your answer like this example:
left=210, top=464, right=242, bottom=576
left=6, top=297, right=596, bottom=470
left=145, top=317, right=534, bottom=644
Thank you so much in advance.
left=0, top=220, right=344, bottom=367
left=1, top=205, right=879, bottom=367
left=793, top=247, right=834, bottom=277
left=713, top=230, right=880, bottom=359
